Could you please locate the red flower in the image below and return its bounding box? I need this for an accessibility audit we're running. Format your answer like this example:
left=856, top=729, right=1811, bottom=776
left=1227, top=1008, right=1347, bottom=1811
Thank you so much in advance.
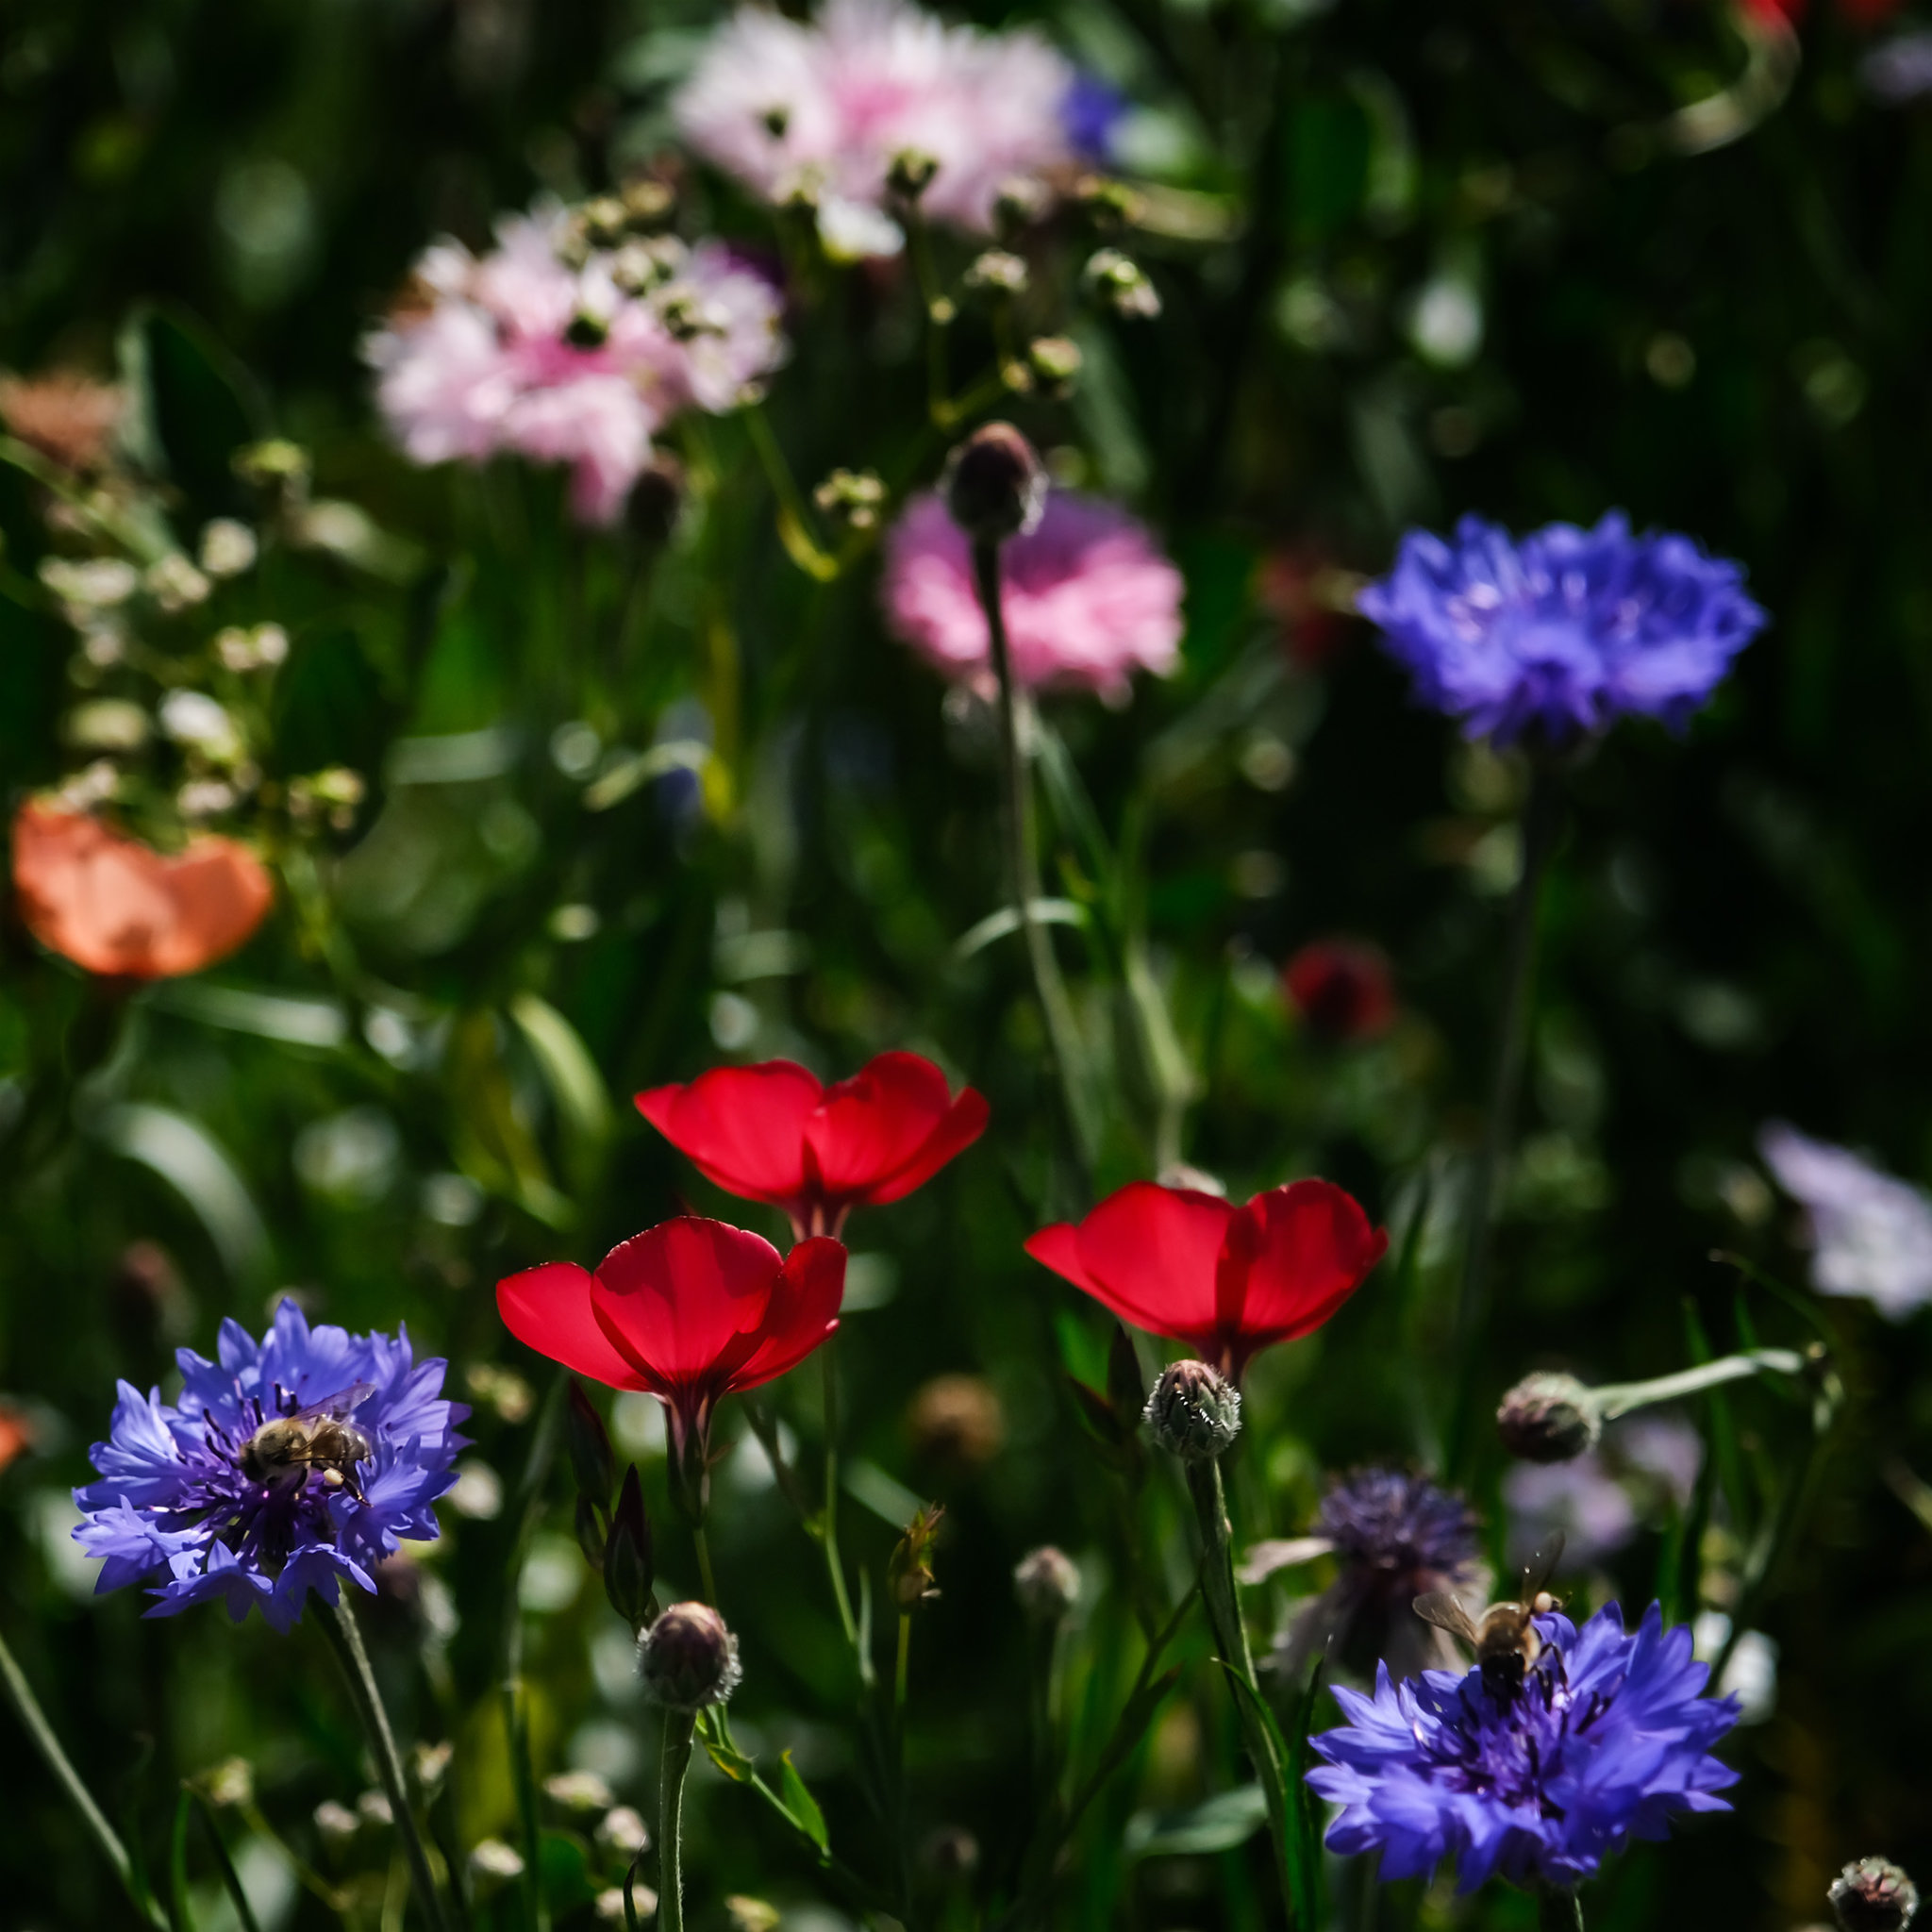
left=1283, top=940, right=1396, bottom=1042
left=636, top=1052, right=990, bottom=1238
left=12, top=803, right=273, bottom=980
left=1025, top=1179, right=1388, bottom=1379
left=497, top=1217, right=847, bottom=1457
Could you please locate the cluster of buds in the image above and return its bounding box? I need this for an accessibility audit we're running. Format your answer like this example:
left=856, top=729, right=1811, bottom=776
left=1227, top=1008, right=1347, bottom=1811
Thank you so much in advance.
left=563, top=1380, right=658, bottom=1633
left=285, top=766, right=367, bottom=834
left=1084, top=248, right=1161, bottom=320
left=993, top=175, right=1053, bottom=240
left=558, top=180, right=676, bottom=268
left=964, top=249, right=1029, bottom=297
left=886, top=148, right=941, bottom=207
left=214, top=622, right=289, bottom=673
left=233, top=438, right=313, bottom=510
left=812, top=466, right=888, bottom=534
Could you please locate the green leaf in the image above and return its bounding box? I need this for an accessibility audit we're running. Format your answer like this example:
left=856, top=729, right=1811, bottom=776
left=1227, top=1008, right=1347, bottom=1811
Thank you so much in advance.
left=696, top=1709, right=756, bottom=1785
left=776, top=1751, right=830, bottom=1857
left=509, top=991, right=615, bottom=1192
left=119, top=305, right=265, bottom=519
left=97, top=1103, right=272, bottom=1290
left=1124, top=1783, right=1268, bottom=1859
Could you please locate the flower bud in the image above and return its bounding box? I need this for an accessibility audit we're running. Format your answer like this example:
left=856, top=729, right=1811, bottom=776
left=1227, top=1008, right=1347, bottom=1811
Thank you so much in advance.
left=313, top=1798, right=358, bottom=1843
left=992, top=176, right=1052, bottom=237
left=889, top=1502, right=945, bottom=1610
left=621, top=178, right=675, bottom=228
left=1083, top=248, right=1160, bottom=320
left=1831, top=1857, right=1921, bottom=1932
left=886, top=148, right=940, bottom=202
left=543, top=1769, right=615, bottom=1813
left=604, top=1463, right=657, bottom=1633
left=1012, top=1545, right=1080, bottom=1624
left=1144, top=1358, right=1241, bottom=1462
left=639, top=1602, right=741, bottom=1709
left=812, top=466, right=888, bottom=534
left=943, top=423, right=1047, bottom=544
left=575, top=1493, right=608, bottom=1572
left=1026, top=336, right=1082, bottom=399
left=921, top=1825, right=980, bottom=1878
left=1495, top=1373, right=1601, bottom=1463
left=565, top=1379, right=617, bottom=1507
left=965, top=250, right=1029, bottom=295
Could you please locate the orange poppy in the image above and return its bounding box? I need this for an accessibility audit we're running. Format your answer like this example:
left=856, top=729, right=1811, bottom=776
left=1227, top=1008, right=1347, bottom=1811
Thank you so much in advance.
left=11, top=802, right=273, bottom=979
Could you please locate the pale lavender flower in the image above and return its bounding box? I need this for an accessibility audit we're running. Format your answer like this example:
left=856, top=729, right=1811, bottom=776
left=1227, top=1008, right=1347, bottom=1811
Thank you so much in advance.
left=1505, top=1413, right=1703, bottom=1568
left=1759, top=1122, right=1932, bottom=1319
left=675, top=0, right=1082, bottom=258
left=1862, top=32, right=1932, bottom=105
left=368, top=207, right=785, bottom=525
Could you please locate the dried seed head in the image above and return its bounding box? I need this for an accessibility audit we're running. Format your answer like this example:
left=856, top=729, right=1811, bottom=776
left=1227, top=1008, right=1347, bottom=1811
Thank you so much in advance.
left=1495, top=1373, right=1601, bottom=1463
left=638, top=1602, right=741, bottom=1709
left=1144, top=1358, right=1241, bottom=1462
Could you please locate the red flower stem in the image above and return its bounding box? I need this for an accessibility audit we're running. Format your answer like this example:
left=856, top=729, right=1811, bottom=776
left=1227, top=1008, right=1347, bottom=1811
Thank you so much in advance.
left=1183, top=1457, right=1296, bottom=1925
left=1448, top=758, right=1565, bottom=1474
left=970, top=534, right=1099, bottom=1193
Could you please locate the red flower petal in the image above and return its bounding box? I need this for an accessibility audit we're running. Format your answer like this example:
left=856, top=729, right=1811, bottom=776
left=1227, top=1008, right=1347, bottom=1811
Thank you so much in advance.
left=635, top=1061, right=824, bottom=1208
left=497, top=1261, right=654, bottom=1391
left=729, top=1236, right=846, bottom=1392
left=1025, top=1181, right=1234, bottom=1342
left=1215, top=1180, right=1388, bottom=1372
left=13, top=803, right=272, bottom=980
left=588, top=1217, right=785, bottom=1391
left=806, top=1051, right=990, bottom=1206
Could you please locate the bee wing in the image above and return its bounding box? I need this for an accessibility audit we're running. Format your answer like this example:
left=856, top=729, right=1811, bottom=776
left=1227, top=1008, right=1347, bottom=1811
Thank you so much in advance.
left=287, top=1381, right=377, bottom=1424
left=1411, top=1591, right=1480, bottom=1644
left=1520, top=1530, right=1566, bottom=1603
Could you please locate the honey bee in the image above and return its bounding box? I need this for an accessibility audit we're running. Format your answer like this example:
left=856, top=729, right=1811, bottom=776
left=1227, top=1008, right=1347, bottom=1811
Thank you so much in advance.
left=238, top=1384, right=375, bottom=1500
left=1413, top=1532, right=1566, bottom=1698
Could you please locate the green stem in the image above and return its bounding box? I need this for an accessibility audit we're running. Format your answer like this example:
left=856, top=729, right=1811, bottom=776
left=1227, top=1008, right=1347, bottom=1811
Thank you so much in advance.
left=323, top=1599, right=451, bottom=1932
left=1538, top=1883, right=1585, bottom=1930
left=1184, top=1458, right=1296, bottom=1925
left=821, top=1347, right=859, bottom=1649
left=1450, top=758, right=1565, bottom=1470
left=693, top=1525, right=719, bottom=1608
left=1594, top=1348, right=1809, bottom=1420
left=894, top=1613, right=912, bottom=1720
left=744, top=406, right=839, bottom=581
left=972, top=535, right=1098, bottom=1192
left=658, top=1708, right=697, bottom=1932
left=0, top=1620, right=168, bottom=1928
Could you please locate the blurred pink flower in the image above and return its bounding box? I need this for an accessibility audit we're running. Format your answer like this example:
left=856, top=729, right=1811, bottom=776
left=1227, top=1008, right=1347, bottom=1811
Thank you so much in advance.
left=675, top=0, right=1081, bottom=258
left=1758, top=1121, right=1932, bottom=1319
left=881, top=489, right=1184, bottom=702
left=367, top=207, right=785, bottom=525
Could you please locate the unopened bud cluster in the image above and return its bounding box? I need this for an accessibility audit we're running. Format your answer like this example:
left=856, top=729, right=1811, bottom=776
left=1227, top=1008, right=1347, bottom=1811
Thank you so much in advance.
left=1495, top=1372, right=1601, bottom=1463
left=1144, top=1358, right=1241, bottom=1461
left=639, top=1602, right=741, bottom=1709
left=1084, top=249, right=1160, bottom=320
left=813, top=467, right=888, bottom=532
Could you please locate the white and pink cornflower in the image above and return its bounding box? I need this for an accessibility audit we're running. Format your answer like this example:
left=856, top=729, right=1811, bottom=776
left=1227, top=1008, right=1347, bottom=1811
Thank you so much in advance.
left=881, top=488, right=1184, bottom=703
left=674, top=0, right=1092, bottom=260
left=367, top=204, right=786, bottom=525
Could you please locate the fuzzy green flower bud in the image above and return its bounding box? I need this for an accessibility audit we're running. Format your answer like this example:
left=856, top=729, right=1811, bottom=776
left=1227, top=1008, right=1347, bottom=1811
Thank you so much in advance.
left=638, top=1602, right=741, bottom=1710
left=1831, top=1857, right=1921, bottom=1932
left=943, top=423, right=1047, bottom=544
left=1144, top=1358, right=1241, bottom=1462
left=1495, top=1372, right=1602, bottom=1463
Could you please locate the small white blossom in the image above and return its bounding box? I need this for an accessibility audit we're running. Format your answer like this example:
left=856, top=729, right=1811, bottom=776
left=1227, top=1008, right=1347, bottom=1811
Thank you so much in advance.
left=159, top=689, right=242, bottom=758
left=146, top=553, right=212, bottom=612
left=199, top=519, right=258, bottom=578
left=40, top=556, right=140, bottom=608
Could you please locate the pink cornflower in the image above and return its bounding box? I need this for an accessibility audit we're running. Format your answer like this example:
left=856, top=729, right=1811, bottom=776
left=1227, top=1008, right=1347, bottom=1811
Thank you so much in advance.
left=881, top=488, right=1184, bottom=703
left=675, top=0, right=1082, bottom=259
left=367, top=205, right=785, bottom=525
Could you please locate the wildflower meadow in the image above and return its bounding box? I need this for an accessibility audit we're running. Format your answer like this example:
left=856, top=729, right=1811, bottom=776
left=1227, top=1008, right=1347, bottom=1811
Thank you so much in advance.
left=5, top=1, right=1932, bottom=1929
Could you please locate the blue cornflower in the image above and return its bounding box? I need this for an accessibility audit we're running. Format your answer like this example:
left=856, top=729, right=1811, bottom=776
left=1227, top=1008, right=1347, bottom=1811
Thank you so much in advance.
left=1307, top=1601, right=1740, bottom=1892
left=73, top=1300, right=467, bottom=1632
left=1359, top=513, right=1767, bottom=749
left=1061, top=72, right=1128, bottom=164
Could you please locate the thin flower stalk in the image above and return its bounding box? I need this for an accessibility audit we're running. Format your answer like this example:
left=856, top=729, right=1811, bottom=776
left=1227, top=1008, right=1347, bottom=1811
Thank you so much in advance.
left=972, top=533, right=1101, bottom=1186
left=0, top=1621, right=168, bottom=1930
left=322, top=1600, right=453, bottom=1932
left=658, top=1709, right=698, bottom=1932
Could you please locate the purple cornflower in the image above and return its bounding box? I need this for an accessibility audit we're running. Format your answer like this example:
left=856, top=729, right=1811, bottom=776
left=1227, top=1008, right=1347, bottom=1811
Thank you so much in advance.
left=1307, top=1601, right=1740, bottom=1892
left=1358, top=513, right=1766, bottom=749
left=73, top=1300, right=467, bottom=1632
left=1257, top=1468, right=1482, bottom=1683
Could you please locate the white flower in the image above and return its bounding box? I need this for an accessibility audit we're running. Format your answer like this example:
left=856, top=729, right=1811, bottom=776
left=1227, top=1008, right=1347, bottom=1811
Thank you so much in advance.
left=468, top=1839, right=525, bottom=1879
left=541, top=1769, right=615, bottom=1812
left=199, top=519, right=258, bottom=578
left=1759, top=1122, right=1932, bottom=1319
left=40, top=556, right=140, bottom=608
left=159, top=689, right=242, bottom=758
left=146, top=553, right=212, bottom=612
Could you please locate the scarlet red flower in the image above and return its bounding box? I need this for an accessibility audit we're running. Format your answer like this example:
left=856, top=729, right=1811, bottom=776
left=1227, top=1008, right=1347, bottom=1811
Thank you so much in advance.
left=1025, top=1178, right=1388, bottom=1379
left=636, top=1051, right=989, bottom=1238
left=12, top=803, right=273, bottom=979
left=1283, top=940, right=1396, bottom=1042
left=497, top=1216, right=847, bottom=1457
